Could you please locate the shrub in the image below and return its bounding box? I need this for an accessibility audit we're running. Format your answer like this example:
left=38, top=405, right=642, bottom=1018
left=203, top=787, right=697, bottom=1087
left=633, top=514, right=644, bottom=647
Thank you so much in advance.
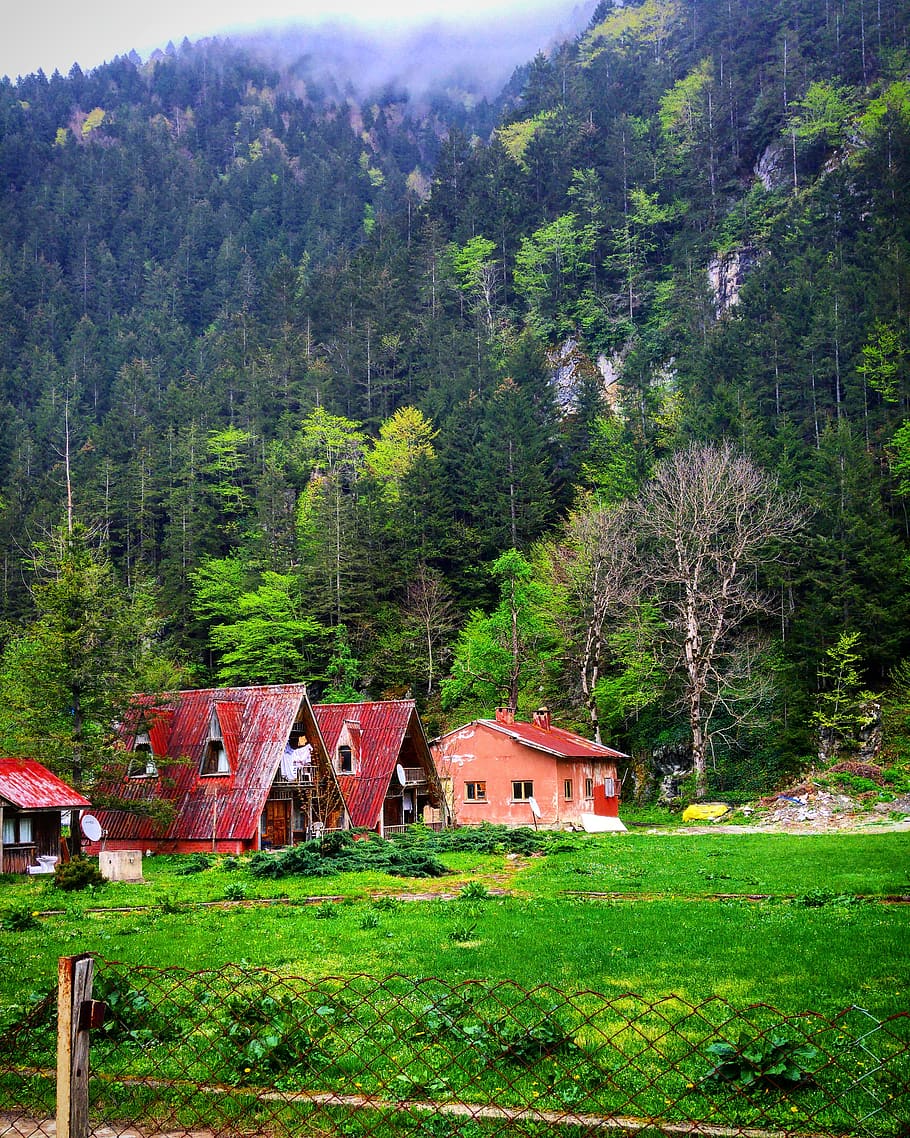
left=174, top=853, right=213, bottom=875
left=54, top=857, right=105, bottom=892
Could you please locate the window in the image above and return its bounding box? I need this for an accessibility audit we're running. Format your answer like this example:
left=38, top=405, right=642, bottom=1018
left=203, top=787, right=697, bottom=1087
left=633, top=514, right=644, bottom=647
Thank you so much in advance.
left=2, top=815, right=32, bottom=844
left=585, top=778, right=594, bottom=798
left=563, top=779, right=573, bottom=800
left=603, top=777, right=615, bottom=797
left=201, top=739, right=229, bottom=775
left=511, top=780, right=534, bottom=801
left=128, top=738, right=157, bottom=778
left=337, top=745, right=353, bottom=774
left=465, top=781, right=487, bottom=802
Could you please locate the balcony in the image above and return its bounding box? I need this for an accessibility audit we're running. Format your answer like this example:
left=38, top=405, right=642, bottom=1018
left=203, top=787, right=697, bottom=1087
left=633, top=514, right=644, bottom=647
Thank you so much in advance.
left=400, top=767, right=427, bottom=786
left=274, top=768, right=314, bottom=788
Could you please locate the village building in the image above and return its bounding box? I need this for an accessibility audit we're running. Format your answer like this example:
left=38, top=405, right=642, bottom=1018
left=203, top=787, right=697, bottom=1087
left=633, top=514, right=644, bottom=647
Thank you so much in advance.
left=432, top=707, right=627, bottom=831
left=314, top=700, right=449, bottom=836
left=0, top=757, right=91, bottom=874
left=88, top=684, right=346, bottom=855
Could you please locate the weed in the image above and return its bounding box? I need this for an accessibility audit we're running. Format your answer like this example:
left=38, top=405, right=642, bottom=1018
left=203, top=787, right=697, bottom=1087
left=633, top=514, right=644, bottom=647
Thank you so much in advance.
left=0, top=905, right=39, bottom=932
left=158, top=893, right=183, bottom=914
left=447, top=922, right=477, bottom=943
left=705, top=1031, right=820, bottom=1090
left=459, top=881, right=492, bottom=901
left=224, top=882, right=247, bottom=901
left=314, top=902, right=339, bottom=919
left=359, top=911, right=380, bottom=930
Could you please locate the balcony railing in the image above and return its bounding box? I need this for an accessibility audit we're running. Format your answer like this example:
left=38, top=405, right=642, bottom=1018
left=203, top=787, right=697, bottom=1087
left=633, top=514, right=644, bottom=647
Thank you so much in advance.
left=401, top=767, right=427, bottom=786
left=274, top=769, right=314, bottom=787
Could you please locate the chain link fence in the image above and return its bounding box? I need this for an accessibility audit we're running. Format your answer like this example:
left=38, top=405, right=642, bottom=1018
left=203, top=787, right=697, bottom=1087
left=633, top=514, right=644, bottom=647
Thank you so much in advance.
left=1, top=958, right=908, bottom=1138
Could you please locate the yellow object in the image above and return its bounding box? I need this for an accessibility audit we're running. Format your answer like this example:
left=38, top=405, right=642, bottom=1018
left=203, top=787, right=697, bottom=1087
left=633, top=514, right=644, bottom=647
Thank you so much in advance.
left=682, top=802, right=732, bottom=822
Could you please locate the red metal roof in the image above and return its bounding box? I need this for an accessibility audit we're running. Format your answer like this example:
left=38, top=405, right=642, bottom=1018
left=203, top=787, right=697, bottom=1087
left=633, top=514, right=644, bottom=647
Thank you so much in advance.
left=94, top=685, right=329, bottom=844
left=314, top=700, right=438, bottom=829
left=0, top=758, right=91, bottom=810
left=444, top=718, right=627, bottom=761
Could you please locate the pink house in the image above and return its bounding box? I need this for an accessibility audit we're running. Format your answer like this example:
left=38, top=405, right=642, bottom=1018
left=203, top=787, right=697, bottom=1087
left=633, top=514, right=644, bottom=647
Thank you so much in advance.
left=432, top=707, right=627, bottom=830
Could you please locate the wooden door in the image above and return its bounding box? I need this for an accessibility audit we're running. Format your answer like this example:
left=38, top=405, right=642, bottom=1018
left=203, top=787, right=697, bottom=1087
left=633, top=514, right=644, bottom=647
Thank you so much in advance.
left=263, top=800, right=291, bottom=848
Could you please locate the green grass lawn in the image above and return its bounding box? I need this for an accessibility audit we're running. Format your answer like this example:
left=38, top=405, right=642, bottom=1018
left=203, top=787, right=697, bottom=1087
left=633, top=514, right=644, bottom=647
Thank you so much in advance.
left=2, top=831, right=908, bottom=1138
left=1, top=831, right=907, bottom=1019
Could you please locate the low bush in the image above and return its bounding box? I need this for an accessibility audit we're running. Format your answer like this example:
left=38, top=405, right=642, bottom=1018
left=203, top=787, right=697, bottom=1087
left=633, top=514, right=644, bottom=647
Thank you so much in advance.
left=54, top=857, right=105, bottom=892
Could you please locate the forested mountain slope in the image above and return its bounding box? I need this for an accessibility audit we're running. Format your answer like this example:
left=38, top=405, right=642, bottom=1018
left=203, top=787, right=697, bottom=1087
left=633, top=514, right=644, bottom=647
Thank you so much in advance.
left=1, top=0, right=909, bottom=798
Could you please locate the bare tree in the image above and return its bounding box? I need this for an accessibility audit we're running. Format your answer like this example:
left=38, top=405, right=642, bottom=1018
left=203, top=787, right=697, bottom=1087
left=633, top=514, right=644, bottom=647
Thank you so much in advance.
left=636, top=442, right=803, bottom=797
left=543, top=498, right=636, bottom=742
left=404, top=562, right=456, bottom=696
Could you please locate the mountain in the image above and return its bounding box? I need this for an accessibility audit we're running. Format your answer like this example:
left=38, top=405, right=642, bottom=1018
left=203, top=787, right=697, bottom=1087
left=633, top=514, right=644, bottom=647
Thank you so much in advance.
left=1, top=0, right=908, bottom=794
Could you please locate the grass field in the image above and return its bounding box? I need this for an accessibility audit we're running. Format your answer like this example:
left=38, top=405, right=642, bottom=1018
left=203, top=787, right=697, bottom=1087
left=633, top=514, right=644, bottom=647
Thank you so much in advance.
left=1, top=830, right=907, bottom=1019
left=1, top=829, right=908, bottom=1138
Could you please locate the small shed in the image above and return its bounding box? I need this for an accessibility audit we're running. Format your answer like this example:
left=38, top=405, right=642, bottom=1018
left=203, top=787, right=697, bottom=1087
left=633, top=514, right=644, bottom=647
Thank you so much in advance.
left=0, top=758, right=91, bottom=874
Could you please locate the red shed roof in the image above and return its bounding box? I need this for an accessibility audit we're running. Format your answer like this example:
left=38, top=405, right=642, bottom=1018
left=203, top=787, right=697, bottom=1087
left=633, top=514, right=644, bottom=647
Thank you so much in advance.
left=314, top=700, right=440, bottom=829
left=94, top=684, right=335, bottom=844
left=0, top=758, right=91, bottom=810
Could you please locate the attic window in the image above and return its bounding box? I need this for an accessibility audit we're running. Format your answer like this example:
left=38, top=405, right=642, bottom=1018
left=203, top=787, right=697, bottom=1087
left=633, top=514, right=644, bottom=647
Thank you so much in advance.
left=128, top=735, right=157, bottom=778
left=201, top=739, right=230, bottom=776
left=337, top=745, right=353, bottom=774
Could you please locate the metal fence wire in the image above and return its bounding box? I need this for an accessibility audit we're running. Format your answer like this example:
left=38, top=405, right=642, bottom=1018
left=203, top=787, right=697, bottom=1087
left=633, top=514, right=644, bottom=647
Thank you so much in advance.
left=1, top=958, right=908, bottom=1138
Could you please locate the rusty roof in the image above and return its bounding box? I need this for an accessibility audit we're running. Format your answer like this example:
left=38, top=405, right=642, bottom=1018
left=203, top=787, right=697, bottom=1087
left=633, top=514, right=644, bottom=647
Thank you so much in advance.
left=438, top=719, right=627, bottom=761
left=94, top=684, right=335, bottom=843
left=0, top=758, right=91, bottom=811
left=314, top=700, right=440, bottom=828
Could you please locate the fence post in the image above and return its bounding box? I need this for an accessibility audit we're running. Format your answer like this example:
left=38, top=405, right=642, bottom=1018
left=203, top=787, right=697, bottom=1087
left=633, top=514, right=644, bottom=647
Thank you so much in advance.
left=56, top=954, right=95, bottom=1138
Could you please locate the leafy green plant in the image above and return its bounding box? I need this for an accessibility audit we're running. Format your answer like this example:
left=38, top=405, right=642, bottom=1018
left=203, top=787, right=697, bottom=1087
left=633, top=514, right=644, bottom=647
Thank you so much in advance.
left=54, top=857, right=106, bottom=892
left=0, top=905, right=39, bottom=932
left=359, top=911, right=380, bottom=930
left=459, top=881, right=492, bottom=901
left=314, top=902, right=339, bottom=919
left=224, top=882, right=247, bottom=901
left=705, top=1031, right=820, bottom=1090
left=493, top=1010, right=579, bottom=1065
left=221, top=994, right=336, bottom=1085
left=447, top=922, right=477, bottom=943
left=93, top=973, right=176, bottom=1047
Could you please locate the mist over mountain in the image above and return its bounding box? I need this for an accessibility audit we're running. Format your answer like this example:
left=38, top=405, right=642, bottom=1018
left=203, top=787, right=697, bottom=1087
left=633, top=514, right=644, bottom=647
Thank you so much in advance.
left=234, top=2, right=597, bottom=102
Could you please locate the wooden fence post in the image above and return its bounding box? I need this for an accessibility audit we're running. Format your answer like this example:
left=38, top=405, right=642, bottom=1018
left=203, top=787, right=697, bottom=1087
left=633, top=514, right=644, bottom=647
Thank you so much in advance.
left=56, top=954, right=94, bottom=1138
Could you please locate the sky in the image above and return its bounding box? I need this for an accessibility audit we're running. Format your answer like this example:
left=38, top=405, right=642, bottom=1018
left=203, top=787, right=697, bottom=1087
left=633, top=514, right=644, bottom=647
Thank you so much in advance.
left=3, top=0, right=570, bottom=80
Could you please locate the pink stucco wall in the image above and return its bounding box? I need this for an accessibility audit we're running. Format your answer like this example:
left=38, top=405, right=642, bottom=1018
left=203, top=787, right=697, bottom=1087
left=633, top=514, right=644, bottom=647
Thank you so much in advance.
left=433, top=723, right=618, bottom=828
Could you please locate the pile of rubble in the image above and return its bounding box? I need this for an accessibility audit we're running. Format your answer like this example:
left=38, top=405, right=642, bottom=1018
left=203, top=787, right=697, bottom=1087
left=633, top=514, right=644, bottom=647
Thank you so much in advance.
left=751, top=781, right=910, bottom=831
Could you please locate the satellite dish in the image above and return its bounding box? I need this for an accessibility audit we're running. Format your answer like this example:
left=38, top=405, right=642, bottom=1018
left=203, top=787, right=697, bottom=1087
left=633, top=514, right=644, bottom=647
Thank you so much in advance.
left=528, top=797, right=541, bottom=819
left=396, top=764, right=407, bottom=787
left=81, top=814, right=103, bottom=842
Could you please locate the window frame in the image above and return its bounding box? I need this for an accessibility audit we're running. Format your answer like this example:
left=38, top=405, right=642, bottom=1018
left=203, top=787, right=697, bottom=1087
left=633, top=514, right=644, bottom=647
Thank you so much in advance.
left=337, top=744, right=354, bottom=774
left=128, top=740, right=158, bottom=779
left=200, top=739, right=230, bottom=776
left=2, top=814, right=33, bottom=845
left=585, top=777, right=594, bottom=799
left=563, top=778, right=573, bottom=800
left=464, top=781, right=487, bottom=802
left=511, top=780, right=534, bottom=802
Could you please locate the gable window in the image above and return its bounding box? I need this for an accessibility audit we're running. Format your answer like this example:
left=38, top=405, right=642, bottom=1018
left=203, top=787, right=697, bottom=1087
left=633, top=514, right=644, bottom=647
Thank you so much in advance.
left=563, top=779, right=573, bottom=800
left=3, top=815, right=32, bottom=845
left=511, top=780, right=534, bottom=801
left=464, top=781, right=486, bottom=802
left=337, top=745, right=353, bottom=774
left=201, top=739, right=229, bottom=775
left=128, top=735, right=157, bottom=778
left=585, top=777, right=594, bottom=798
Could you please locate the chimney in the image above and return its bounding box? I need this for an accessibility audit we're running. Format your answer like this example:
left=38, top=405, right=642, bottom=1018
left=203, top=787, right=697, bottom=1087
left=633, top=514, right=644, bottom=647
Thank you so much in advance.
left=495, top=706, right=515, bottom=726
left=532, top=707, right=551, bottom=732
